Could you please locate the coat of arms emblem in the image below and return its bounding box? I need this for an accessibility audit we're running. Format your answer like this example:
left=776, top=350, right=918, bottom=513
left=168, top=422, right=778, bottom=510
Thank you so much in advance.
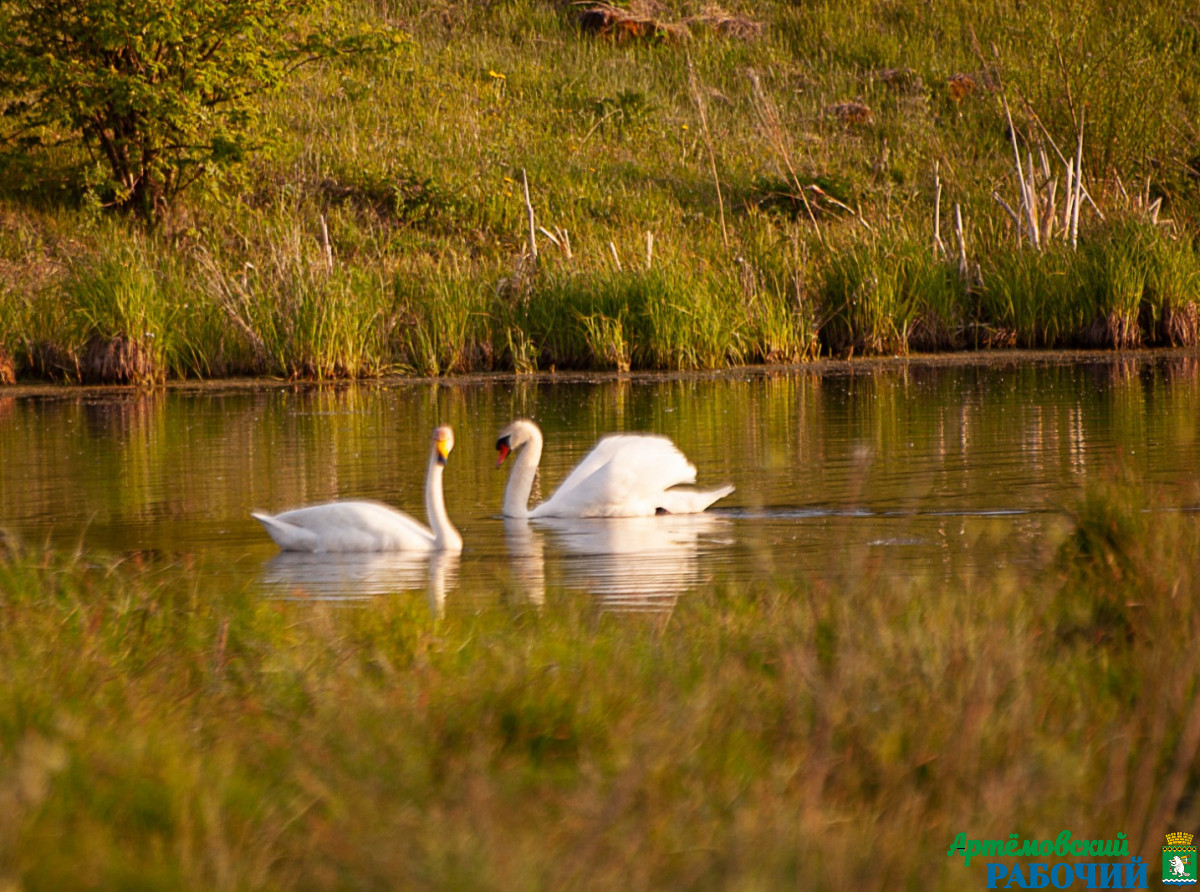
left=1165, top=832, right=1198, bottom=885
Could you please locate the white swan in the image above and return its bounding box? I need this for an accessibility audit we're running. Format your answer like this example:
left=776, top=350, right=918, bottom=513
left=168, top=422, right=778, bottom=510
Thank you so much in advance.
left=495, top=418, right=734, bottom=518
left=251, top=425, right=463, bottom=553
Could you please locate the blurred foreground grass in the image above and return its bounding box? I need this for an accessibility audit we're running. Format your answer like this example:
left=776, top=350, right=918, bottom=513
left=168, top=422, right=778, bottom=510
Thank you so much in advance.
left=0, top=475, right=1198, bottom=888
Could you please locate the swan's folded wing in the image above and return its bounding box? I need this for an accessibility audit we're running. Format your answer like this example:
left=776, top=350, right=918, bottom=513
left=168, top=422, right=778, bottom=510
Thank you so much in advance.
left=655, top=484, right=735, bottom=514
left=253, top=511, right=322, bottom=551
left=260, top=501, right=436, bottom=552
left=535, top=435, right=699, bottom=517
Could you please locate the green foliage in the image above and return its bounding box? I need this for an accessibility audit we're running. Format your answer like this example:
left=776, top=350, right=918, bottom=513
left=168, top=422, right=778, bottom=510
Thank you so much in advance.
left=977, top=223, right=1200, bottom=349
left=392, top=265, right=493, bottom=376
left=21, top=228, right=226, bottom=382
left=978, top=245, right=1083, bottom=348
left=1000, top=1, right=1190, bottom=180
left=211, top=231, right=395, bottom=379
left=532, top=267, right=749, bottom=371
left=820, top=236, right=963, bottom=354
left=751, top=174, right=856, bottom=222
left=63, top=240, right=178, bottom=384
left=2, top=0, right=1200, bottom=380
left=0, top=0, right=406, bottom=220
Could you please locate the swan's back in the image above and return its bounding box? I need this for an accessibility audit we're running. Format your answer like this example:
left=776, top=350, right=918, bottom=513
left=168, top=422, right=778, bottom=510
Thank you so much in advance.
left=253, top=501, right=436, bottom=553
left=533, top=434, right=703, bottom=518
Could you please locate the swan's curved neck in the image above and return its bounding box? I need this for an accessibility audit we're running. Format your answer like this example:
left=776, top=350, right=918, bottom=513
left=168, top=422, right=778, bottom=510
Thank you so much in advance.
left=502, top=425, right=543, bottom=519
left=425, top=450, right=462, bottom=552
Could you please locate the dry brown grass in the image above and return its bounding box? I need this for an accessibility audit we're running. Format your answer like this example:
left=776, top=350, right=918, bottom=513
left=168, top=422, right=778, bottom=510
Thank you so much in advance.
left=576, top=1, right=689, bottom=42
left=688, top=5, right=763, bottom=39
left=874, top=66, right=924, bottom=93
left=575, top=2, right=762, bottom=43
left=826, top=100, right=874, bottom=126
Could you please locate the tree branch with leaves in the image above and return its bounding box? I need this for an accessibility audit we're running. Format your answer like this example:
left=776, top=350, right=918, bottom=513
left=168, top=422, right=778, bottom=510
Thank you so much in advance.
left=0, top=0, right=406, bottom=222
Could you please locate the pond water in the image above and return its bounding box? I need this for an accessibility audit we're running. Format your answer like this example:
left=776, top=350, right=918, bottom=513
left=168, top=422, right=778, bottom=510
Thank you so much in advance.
left=2, top=354, right=1199, bottom=614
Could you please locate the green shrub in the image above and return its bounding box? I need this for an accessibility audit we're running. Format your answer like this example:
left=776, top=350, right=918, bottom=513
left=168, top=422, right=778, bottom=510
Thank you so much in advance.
left=0, top=0, right=406, bottom=221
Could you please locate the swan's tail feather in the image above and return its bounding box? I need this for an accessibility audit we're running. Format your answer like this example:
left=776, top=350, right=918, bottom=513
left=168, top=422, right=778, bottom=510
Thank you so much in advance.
left=252, top=511, right=320, bottom=552
left=656, top=484, right=735, bottom=515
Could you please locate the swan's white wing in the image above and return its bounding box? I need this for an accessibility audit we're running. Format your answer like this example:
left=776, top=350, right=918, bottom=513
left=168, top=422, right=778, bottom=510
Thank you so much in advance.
left=252, top=511, right=321, bottom=552
left=555, top=435, right=694, bottom=490
left=655, top=484, right=736, bottom=514
left=254, top=501, right=436, bottom=553
left=533, top=435, right=704, bottom=517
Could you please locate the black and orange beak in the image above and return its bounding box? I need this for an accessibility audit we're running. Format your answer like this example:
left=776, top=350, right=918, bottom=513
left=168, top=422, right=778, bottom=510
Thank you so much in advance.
left=495, top=437, right=511, bottom=468
left=435, top=428, right=453, bottom=465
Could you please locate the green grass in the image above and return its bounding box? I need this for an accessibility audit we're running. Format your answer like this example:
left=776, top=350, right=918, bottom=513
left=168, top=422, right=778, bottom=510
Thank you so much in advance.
left=2, top=0, right=1200, bottom=382
left=1, top=475, right=1198, bottom=888
left=532, top=266, right=752, bottom=370
left=976, top=222, right=1200, bottom=349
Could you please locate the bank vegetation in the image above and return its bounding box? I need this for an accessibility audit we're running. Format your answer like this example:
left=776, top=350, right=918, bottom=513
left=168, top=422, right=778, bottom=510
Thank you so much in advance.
left=2, top=0, right=1199, bottom=383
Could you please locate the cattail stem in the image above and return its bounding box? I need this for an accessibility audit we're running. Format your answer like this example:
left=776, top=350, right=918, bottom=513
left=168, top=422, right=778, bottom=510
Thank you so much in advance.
left=1070, top=112, right=1084, bottom=250
left=319, top=215, right=333, bottom=272
left=954, top=203, right=968, bottom=279
left=933, top=162, right=945, bottom=259
left=522, top=168, right=538, bottom=261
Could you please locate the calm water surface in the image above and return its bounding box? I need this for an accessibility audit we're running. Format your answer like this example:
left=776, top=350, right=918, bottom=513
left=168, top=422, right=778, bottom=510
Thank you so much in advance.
left=2, top=355, right=1198, bottom=613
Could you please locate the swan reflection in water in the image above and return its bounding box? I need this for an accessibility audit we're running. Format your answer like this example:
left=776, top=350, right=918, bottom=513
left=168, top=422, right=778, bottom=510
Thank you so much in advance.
left=506, top=513, right=731, bottom=615
left=259, top=550, right=460, bottom=616
left=257, top=515, right=728, bottom=617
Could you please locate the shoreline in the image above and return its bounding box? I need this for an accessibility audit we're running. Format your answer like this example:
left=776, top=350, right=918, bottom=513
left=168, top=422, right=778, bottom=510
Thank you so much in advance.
left=2, top=347, right=1196, bottom=398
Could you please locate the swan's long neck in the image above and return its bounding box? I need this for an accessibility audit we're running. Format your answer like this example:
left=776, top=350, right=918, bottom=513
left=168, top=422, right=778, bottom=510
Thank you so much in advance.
left=502, top=426, right=543, bottom=519
left=425, top=448, right=462, bottom=552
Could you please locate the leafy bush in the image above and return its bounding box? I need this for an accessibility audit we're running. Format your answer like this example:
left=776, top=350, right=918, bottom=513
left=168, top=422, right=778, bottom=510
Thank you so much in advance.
left=0, top=0, right=405, bottom=221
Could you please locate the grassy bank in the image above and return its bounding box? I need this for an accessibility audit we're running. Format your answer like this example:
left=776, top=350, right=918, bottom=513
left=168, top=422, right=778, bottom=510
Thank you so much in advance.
left=3, top=0, right=1200, bottom=383
left=0, top=477, right=1197, bottom=887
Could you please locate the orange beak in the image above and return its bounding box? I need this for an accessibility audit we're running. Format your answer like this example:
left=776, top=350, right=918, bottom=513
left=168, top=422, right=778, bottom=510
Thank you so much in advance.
left=496, top=443, right=511, bottom=468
